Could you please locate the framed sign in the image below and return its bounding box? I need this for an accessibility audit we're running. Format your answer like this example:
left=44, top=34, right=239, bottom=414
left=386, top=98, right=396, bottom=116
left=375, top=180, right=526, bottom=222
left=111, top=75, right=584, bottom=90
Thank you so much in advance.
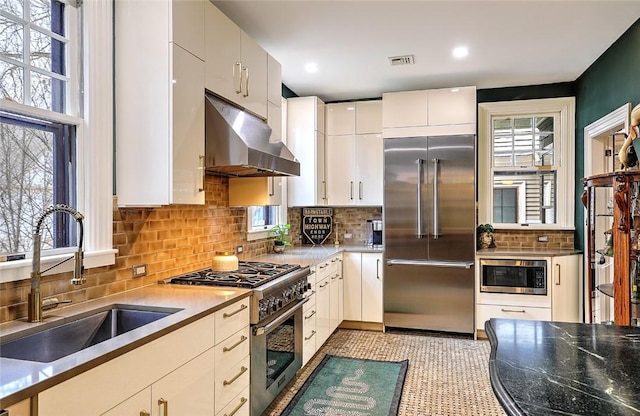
left=301, top=207, right=333, bottom=245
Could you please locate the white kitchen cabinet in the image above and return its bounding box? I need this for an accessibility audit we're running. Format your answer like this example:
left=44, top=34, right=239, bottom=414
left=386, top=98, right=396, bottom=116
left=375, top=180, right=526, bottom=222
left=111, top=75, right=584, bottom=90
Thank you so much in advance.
left=287, top=96, right=326, bottom=206
left=172, top=0, right=205, bottom=60
left=116, top=1, right=205, bottom=207
left=326, top=102, right=356, bottom=135
left=329, top=254, right=343, bottom=332
left=40, top=314, right=216, bottom=415
left=475, top=254, right=582, bottom=333
left=302, top=276, right=318, bottom=366
left=325, top=100, right=383, bottom=206
left=382, top=86, right=476, bottom=138
left=315, top=267, right=331, bottom=347
left=217, top=387, right=250, bottom=416
left=344, top=252, right=383, bottom=323
left=204, top=1, right=268, bottom=118
left=267, top=54, right=282, bottom=107
left=356, top=100, right=383, bottom=134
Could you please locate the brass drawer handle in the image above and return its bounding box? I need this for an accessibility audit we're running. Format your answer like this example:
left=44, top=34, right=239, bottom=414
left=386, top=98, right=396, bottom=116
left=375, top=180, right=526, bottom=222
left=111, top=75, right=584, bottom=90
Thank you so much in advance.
left=224, top=397, right=248, bottom=416
left=501, top=308, right=526, bottom=313
left=223, top=366, right=248, bottom=386
left=305, top=330, right=317, bottom=341
left=157, top=398, right=168, bottom=416
left=319, top=282, right=328, bottom=288
left=223, top=304, right=247, bottom=318
left=305, top=310, right=316, bottom=320
left=223, top=335, right=247, bottom=352
left=140, top=412, right=150, bottom=416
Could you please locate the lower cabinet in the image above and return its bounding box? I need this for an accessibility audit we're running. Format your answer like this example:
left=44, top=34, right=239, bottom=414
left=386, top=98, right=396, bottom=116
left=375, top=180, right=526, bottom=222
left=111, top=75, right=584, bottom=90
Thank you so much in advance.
left=344, top=252, right=383, bottom=323
left=316, top=273, right=331, bottom=347
left=38, top=297, right=250, bottom=416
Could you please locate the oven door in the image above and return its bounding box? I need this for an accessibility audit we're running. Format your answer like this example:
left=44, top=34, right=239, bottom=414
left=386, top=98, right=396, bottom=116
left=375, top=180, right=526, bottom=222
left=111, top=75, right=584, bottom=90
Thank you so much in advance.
left=251, top=298, right=306, bottom=416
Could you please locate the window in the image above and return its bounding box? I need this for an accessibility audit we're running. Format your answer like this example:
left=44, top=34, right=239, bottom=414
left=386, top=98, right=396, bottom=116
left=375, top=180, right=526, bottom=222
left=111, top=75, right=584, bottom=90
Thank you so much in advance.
left=249, top=206, right=279, bottom=231
left=478, top=97, right=575, bottom=230
left=1, top=0, right=79, bottom=257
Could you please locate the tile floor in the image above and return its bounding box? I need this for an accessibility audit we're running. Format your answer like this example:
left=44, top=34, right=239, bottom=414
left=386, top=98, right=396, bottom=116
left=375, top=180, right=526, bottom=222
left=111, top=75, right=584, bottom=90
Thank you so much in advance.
left=264, top=329, right=507, bottom=416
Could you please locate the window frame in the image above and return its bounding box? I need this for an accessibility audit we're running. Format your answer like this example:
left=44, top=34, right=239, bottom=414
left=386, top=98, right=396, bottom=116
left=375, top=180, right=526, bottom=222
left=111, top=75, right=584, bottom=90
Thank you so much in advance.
left=478, top=97, right=575, bottom=230
left=0, top=0, right=116, bottom=283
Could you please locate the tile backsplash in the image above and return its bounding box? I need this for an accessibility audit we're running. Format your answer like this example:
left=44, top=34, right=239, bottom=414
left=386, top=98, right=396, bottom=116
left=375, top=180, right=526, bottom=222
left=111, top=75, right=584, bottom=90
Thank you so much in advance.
left=0, top=175, right=270, bottom=323
left=492, top=229, right=575, bottom=249
left=288, top=207, right=382, bottom=246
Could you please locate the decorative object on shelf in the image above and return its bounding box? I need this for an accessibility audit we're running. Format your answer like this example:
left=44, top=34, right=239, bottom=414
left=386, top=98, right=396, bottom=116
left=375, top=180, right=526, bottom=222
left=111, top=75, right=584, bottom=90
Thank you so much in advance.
left=271, top=223, right=292, bottom=253
left=476, top=224, right=496, bottom=249
left=620, top=103, right=640, bottom=170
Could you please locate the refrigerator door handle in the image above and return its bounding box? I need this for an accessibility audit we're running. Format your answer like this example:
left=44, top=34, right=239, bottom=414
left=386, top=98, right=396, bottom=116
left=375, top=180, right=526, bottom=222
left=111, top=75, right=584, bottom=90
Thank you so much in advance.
left=416, top=159, right=426, bottom=238
left=432, top=158, right=440, bottom=239
left=387, top=259, right=474, bottom=269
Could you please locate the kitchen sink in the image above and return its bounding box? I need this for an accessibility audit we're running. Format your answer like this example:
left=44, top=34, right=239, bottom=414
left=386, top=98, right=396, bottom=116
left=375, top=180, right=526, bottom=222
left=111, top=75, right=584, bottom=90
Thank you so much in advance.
left=0, top=304, right=182, bottom=363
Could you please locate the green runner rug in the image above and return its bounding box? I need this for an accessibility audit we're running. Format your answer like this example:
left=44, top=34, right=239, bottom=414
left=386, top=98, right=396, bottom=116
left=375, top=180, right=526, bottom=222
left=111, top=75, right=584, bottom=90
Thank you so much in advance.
left=281, top=354, right=409, bottom=416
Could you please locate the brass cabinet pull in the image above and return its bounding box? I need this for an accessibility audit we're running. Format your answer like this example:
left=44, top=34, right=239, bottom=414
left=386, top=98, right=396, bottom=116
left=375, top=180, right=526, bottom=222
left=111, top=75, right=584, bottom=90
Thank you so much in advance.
left=223, top=303, right=247, bottom=318
left=158, top=398, right=168, bottom=416
left=319, top=263, right=328, bottom=269
left=223, top=366, right=248, bottom=386
left=305, top=330, right=317, bottom=341
left=319, top=282, right=329, bottom=288
left=555, top=263, right=561, bottom=285
left=224, top=397, right=248, bottom=416
left=243, top=66, right=249, bottom=97
left=140, top=412, right=150, bottom=416
left=234, top=62, right=243, bottom=94
left=501, top=308, right=526, bottom=313
left=305, top=310, right=316, bottom=320
left=223, top=335, right=247, bottom=352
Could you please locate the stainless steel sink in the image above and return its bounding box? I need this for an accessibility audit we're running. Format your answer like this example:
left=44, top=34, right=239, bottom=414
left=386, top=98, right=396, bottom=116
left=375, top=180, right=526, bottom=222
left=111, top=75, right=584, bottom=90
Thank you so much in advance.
left=0, top=304, right=182, bottom=363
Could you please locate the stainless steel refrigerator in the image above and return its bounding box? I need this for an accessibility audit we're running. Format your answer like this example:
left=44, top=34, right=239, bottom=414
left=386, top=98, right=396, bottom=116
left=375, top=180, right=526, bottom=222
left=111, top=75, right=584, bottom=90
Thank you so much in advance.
left=383, top=135, right=476, bottom=334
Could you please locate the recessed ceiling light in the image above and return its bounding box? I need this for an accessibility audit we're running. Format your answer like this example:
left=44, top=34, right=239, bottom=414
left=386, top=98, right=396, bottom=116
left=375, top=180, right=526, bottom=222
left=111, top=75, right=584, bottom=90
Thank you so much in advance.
left=305, top=62, right=319, bottom=73
left=452, top=46, right=469, bottom=59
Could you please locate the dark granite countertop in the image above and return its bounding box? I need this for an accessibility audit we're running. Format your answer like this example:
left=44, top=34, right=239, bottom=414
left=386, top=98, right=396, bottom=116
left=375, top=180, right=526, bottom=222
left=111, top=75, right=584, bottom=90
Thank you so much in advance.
left=486, top=318, right=640, bottom=415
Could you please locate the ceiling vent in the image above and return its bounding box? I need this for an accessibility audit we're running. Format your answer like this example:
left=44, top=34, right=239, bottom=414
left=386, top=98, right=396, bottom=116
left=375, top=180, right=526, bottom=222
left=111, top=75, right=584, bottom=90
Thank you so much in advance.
left=388, top=55, right=415, bottom=66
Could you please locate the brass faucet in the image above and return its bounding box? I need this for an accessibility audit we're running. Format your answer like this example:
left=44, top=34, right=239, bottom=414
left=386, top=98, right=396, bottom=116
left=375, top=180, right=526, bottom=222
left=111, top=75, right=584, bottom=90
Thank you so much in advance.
left=28, top=204, right=85, bottom=322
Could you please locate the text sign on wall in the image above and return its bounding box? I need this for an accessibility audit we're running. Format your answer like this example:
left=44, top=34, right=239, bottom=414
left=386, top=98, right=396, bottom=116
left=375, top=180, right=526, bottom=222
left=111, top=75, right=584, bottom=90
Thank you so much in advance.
left=302, top=207, right=333, bottom=245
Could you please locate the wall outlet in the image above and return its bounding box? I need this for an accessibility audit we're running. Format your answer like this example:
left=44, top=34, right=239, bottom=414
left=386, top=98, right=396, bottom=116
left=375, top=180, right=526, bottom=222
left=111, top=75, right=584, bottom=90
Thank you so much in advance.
left=537, top=235, right=549, bottom=242
left=344, top=233, right=353, bottom=239
left=236, top=245, right=243, bottom=254
left=132, top=264, right=147, bottom=278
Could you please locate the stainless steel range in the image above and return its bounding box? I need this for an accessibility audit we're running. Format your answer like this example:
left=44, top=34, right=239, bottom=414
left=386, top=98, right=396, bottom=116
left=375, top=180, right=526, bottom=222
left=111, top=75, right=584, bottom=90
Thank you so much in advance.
left=169, top=261, right=310, bottom=416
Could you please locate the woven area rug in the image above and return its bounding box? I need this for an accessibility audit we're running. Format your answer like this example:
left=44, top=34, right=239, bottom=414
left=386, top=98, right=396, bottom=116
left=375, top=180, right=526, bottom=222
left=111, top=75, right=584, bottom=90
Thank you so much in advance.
left=281, top=354, right=408, bottom=416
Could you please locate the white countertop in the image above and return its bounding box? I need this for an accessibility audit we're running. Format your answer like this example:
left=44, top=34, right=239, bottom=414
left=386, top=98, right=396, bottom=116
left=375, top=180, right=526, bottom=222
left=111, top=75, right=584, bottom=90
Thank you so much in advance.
left=477, top=247, right=583, bottom=257
left=0, top=285, right=251, bottom=408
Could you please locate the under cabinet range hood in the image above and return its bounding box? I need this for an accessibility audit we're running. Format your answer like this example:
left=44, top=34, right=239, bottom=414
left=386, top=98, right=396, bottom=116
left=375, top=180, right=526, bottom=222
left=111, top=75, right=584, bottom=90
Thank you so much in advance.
left=204, top=92, right=300, bottom=177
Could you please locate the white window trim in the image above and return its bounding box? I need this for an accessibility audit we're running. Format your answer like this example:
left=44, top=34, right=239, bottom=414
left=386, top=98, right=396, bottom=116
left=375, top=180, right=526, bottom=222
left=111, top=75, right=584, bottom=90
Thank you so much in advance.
left=478, top=97, right=576, bottom=230
left=0, top=0, right=116, bottom=283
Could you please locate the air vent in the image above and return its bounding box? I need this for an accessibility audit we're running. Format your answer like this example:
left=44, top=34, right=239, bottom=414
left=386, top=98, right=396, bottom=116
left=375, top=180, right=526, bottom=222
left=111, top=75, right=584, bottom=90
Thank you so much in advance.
left=388, top=55, right=415, bottom=66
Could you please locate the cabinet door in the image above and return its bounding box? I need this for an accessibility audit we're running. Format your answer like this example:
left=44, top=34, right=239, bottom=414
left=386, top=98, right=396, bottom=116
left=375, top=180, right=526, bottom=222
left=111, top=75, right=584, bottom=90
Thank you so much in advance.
left=101, top=387, right=151, bottom=416
left=326, top=103, right=356, bottom=136
left=239, top=31, right=267, bottom=118
left=326, top=135, right=356, bottom=206
left=356, top=100, right=382, bottom=134
left=355, top=134, right=383, bottom=206
left=268, top=100, right=282, bottom=143
left=330, top=272, right=340, bottom=332
left=362, top=253, right=383, bottom=323
left=205, top=2, right=240, bottom=103
left=316, top=277, right=331, bottom=346
left=171, top=0, right=204, bottom=59
left=343, top=252, right=362, bottom=321
left=427, top=86, right=476, bottom=126
left=172, top=43, right=205, bottom=205
left=151, top=349, right=215, bottom=416
left=382, top=90, right=428, bottom=128
left=303, top=298, right=317, bottom=366
left=551, top=255, right=581, bottom=323
left=338, top=257, right=344, bottom=323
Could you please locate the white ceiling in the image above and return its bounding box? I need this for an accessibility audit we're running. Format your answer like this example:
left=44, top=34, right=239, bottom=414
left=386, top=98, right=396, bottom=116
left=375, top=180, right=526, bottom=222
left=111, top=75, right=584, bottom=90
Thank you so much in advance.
left=211, top=1, right=640, bottom=102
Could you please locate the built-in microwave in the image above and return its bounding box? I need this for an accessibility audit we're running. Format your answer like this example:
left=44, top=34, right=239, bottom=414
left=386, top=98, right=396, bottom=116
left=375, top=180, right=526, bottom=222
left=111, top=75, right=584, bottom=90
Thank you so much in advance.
left=480, top=258, right=547, bottom=295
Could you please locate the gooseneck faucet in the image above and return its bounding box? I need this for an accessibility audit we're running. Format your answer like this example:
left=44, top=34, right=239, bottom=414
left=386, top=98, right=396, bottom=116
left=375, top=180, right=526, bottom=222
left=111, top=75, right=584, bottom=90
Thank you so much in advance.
left=28, top=204, right=85, bottom=322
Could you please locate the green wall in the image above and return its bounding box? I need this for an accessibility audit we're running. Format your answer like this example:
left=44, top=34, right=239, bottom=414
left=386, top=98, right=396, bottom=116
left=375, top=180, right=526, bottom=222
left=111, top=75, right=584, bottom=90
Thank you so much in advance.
left=574, top=18, right=640, bottom=250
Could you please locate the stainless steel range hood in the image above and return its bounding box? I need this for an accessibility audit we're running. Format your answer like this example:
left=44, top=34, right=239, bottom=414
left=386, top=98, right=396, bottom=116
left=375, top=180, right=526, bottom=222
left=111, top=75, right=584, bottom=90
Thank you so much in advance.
left=204, top=92, right=300, bottom=177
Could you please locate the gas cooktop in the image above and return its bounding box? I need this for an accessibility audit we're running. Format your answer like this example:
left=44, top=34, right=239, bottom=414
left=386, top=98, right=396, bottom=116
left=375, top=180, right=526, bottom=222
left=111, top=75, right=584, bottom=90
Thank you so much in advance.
left=169, top=261, right=301, bottom=289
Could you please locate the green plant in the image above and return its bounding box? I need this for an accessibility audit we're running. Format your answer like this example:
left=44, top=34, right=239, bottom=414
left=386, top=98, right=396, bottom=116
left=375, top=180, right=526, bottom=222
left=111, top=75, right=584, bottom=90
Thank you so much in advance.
left=476, top=224, right=494, bottom=233
left=271, top=224, right=292, bottom=246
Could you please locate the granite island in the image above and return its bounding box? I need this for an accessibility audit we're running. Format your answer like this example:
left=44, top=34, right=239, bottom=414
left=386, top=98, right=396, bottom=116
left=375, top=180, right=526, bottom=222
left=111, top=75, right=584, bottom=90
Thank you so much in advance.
left=486, top=318, right=640, bottom=415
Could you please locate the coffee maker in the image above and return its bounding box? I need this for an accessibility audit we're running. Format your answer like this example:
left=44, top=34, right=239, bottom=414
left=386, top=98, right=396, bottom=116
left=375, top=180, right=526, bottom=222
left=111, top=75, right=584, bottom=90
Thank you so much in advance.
left=366, top=219, right=383, bottom=247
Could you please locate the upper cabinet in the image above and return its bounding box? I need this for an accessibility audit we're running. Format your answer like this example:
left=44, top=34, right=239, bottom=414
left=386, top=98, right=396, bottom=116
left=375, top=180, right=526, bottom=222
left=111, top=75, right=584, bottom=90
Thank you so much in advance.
left=325, top=101, right=383, bottom=206
left=205, top=1, right=268, bottom=119
left=382, top=86, right=476, bottom=138
left=115, top=0, right=205, bottom=207
left=287, top=97, right=326, bottom=207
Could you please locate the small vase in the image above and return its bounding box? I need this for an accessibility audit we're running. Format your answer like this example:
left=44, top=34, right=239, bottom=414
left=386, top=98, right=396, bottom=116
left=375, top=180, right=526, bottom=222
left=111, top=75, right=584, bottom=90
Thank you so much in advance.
left=273, top=243, right=285, bottom=253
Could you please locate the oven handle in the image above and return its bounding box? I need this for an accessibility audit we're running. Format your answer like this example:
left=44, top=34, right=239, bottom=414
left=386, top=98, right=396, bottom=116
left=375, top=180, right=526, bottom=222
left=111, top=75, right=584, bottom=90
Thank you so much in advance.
left=253, top=298, right=309, bottom=336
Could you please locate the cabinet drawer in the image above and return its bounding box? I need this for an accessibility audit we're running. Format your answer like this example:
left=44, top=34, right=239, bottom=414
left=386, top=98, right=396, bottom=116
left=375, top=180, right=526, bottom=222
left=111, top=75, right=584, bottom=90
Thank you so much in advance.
left=316, top=260, right=331, bottom=280
left=214, top=327, right=250, bottom=374
left=304, top=290, right=317, bottom=312
left=216, top=386, right=250, bottom=416
left=215, top=355, right=250, bottom=414
left=307, top=268, right=317, bottom=287
left=477, top=304, right=551, bottom=329
left=215, top=298, right=250, bottom=344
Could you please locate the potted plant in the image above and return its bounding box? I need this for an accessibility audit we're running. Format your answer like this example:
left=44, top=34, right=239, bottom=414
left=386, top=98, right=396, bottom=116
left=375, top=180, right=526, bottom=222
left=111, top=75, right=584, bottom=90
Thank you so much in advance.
left=271, top=223, right=292, bottom=253
left=476, top=224, right=496, bottom=249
